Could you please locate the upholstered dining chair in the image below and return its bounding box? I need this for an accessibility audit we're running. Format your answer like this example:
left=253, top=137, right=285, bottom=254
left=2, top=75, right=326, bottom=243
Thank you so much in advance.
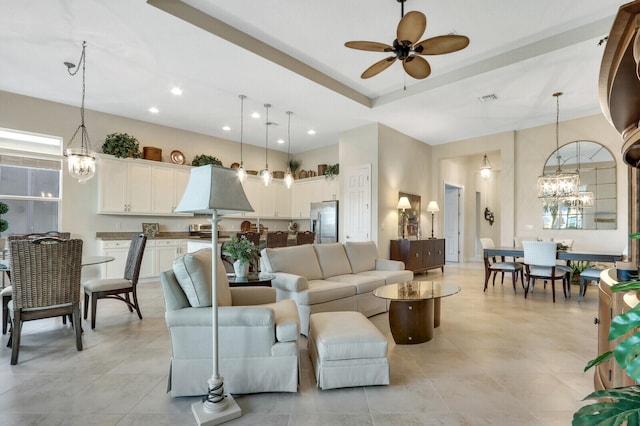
left=83, top=233, right=147, bottom=329
left=3, top=232, right=71, bottom=335
left=296, top=231, right=315, bottom=245
left=522, top=241, right=568, bottom=303
left=7, top=237, right=83, bottom=365
left=480, top=238, right=523, bottom=293
left=266, top=231, right=288, bottom=248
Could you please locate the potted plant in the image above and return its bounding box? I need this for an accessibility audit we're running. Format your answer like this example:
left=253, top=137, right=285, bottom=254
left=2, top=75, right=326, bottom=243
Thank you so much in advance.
left=0, top=201, right=8, bottom=250
left=325, top=163, right=339, bottom=180
left=287, top=159, right=301, bottom=176
left=102, top=133, right=142, bottom=158
left=222, top=235, right=258, bottom=278
left=192, top=154, right=222, bottom=167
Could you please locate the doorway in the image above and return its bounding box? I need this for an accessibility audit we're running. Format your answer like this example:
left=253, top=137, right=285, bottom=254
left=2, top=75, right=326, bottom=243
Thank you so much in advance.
left=444, top=184, right=462, bottom=263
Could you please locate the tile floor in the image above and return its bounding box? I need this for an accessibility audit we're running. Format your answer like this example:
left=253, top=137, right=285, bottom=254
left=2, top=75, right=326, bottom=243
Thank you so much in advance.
left=0, top=261, right=600, bottom=425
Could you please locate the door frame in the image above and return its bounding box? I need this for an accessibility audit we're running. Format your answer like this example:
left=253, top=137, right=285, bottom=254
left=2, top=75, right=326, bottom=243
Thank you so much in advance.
left=444, top=182, right=464, bottom=263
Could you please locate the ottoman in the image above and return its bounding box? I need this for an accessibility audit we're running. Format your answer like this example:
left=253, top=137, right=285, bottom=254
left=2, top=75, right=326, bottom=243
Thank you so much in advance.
left=308, top=311, right=389, bottom=390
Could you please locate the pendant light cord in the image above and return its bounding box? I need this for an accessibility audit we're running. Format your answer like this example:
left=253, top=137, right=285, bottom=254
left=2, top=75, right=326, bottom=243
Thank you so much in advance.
left=239, top=95, right=245, bottom=164
left=264, top=104, right=270, bottom=168
left=286, top=111, right=292, bottom=163
left=553, top=92, right=562, bottom=172
left=66, top=41, right=92, bottom=153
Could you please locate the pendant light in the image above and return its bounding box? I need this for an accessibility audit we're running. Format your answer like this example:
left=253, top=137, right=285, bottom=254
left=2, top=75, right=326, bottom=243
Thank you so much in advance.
left=261, top=103, right=273, bottom=186
left=237, top=95, right=247, bottom=182
left=284, top=111, right=293, bottom=189
left=536, top=92, right=580, bottom=200
left=64, top=41, right=96, bottom=183
left=479, top=154, right=492, bottom=179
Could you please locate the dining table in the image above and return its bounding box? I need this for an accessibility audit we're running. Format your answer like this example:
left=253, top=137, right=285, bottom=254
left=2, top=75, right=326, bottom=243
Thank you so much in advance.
left=482, top=246, right=622, bottom=292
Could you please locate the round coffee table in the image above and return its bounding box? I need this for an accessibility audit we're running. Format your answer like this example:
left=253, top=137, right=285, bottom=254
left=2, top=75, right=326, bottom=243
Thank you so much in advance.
left=227, top=273, right=274, bottom=287
left=373, top=281, right=460, bottom=344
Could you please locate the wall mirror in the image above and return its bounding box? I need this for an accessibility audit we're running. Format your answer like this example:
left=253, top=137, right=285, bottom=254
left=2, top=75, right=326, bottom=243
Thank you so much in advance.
left=541, top=140, right=616, bottom=230
left=398, top=192, right=421, bottom=238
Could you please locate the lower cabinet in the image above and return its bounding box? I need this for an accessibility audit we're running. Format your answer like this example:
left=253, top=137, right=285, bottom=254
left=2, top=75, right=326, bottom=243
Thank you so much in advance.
left=390, top=239, right=445, bottom=274
left=99, top=239, right=187, bottom=279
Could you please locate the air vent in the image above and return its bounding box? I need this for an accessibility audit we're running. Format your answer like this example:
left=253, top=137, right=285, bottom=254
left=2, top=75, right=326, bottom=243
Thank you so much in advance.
left=478, top=94, right=498, bottom=103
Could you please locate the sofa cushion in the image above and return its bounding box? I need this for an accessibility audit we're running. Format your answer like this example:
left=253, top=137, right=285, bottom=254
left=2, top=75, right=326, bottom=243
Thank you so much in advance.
left=327, top=274, right=385, bottom=295
left=344, top=241, right=378, bottom=274
left=294, top=280, right=356, bottom=305
left=357, top=269, right=413, bottom=285
left=172, top=248, right=232, bottom=308
left=313, top=243, right=352, bottom=278
left=262, top=245, right=323, bottom=280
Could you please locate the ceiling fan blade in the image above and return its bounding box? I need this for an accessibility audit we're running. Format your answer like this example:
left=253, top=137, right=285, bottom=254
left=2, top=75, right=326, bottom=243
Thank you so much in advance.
left=397, top=11, right=426, bottom=46
left=403, top=55, right=431, bottom=79
left=414, top=35, right=470, bottom=55
left=361, top=56, right=396, bottom=79
left=345, top=41, right=394, bottom=52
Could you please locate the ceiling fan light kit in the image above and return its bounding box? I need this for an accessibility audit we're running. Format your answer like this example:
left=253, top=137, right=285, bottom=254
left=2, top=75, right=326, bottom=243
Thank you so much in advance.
left=345, top=0, right=469, bottom=80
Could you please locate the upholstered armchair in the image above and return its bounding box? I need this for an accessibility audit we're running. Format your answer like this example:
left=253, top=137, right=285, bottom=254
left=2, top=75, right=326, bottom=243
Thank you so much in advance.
left=160, top=248, right=300, bottom=397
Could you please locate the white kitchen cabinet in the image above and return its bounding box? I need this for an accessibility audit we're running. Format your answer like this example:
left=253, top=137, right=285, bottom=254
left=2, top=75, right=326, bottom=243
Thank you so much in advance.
left=273, top=181, right=292, bottom=218
left=100, top=240, right=130, bottom=279
left=291, top=180, right=312, bottom=218
left=99, top=158, right=152, bottom=214
left=257, top=181, right=275, bottom=217
left=99, top=238, right=187, bottom=279
left=229, top=177, right=260, bottom=217
left=156, top=239, right=187, bottom=274
left=151, top=167, right=191, bottom=215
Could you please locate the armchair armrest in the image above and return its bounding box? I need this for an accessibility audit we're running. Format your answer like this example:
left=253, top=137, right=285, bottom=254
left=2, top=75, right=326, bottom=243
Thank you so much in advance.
left=165, top=306, right=275, bottom=328
left=271, top=272, right=309, bottom=292
left=230, top=286, right=276, bottom=306
left=375, top=258, right=405, bottom=271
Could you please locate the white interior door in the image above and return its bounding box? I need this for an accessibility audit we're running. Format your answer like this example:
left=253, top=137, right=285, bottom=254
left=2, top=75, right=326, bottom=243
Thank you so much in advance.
left=444, top=184, right=461, bottom=262
left=343, top=164, right=371, bottom=242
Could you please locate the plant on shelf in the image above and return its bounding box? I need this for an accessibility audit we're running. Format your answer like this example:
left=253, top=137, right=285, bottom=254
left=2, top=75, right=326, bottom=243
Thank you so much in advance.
left=0, top=201, right=8, bottom=234
left=325, top=163, right=339, bottom=180
left=192, top=154, right=222, bottom=167
left=102, top=133, right=142, bottom=158
left=222, top=235, right=259, bottom=276
left=572, top=233, right=640, bottom=425
left=287, top=159, right=301, bottom=175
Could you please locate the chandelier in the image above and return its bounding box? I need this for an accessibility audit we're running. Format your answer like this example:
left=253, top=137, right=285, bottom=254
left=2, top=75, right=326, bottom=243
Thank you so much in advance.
left=65, top=41, right=96, bottom=183
left=536, top=92, right=579, bottom=200
left=479, top=154, right=492, bottom=179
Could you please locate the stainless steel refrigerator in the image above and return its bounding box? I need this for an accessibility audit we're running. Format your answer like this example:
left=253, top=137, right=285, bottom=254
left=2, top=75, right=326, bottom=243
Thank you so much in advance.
left=310, top=200, right=339, bottom=243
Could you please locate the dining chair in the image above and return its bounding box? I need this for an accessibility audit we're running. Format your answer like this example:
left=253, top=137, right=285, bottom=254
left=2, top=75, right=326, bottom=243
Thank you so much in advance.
left=7, top=237, right=83, bottom=365
left=480, top=238, right=523, bottom=293
left=296, top=231, right=315, bottom=245
left=83, top=233, right=147, bottom=329
left=522, top=241, right=568, bottom=303
left=3, top=232, right=71, bottom=335
left=236, top=232, right=260, bottom=248
left=266, top=231, right=288, bottom=248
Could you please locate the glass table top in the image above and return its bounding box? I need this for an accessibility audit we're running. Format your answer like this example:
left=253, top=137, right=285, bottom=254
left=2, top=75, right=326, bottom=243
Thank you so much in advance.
left=373, top=281, right=461, bottom=301
left=226, top=273, right=275, bottom=284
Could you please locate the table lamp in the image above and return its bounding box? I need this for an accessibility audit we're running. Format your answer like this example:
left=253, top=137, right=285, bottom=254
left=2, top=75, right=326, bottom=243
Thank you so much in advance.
left=175, top=165, right=253, bottom=426
left=397, top=197, right=412, bottom=239
left=426, top=201, right=440, bottom=239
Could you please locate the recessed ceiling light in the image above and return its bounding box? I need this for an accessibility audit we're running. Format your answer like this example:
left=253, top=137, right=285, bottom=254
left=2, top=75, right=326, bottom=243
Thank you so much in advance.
left=277, top=138, right=285, bottom=144
left=307, top=129, right=316, bottom=135
left=148, top=107, right=159, bottom=114
left=170, top=87, right=183, bottom=96
left=251, top=112, right=260, bottom=119
left=222, top=126, right=231, bottom=131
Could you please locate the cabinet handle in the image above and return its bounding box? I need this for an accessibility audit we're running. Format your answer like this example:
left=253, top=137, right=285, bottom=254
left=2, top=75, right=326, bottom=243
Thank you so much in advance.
left=415, top=253, right=420, bottom=257
left=427, top=251, right=432, bottom=256
left=594, top=317, right=600, bottom=325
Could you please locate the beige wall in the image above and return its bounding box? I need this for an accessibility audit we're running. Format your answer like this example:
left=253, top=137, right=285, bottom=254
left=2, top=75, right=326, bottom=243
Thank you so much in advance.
left=294, top=144, right=338, bottom=176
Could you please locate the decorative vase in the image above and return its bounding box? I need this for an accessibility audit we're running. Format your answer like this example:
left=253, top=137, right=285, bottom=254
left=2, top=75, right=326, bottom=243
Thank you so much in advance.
left=233, top=260, right=249, bottom=278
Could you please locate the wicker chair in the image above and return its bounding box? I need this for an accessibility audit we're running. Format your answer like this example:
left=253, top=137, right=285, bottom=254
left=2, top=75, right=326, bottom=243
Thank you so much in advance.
left=3, top=232, right=71, bottom=335
left=83, top=234, right=147, bottom=329
left=522, top=241, right=568, bottom=303
left=296, top=231, right=315, bottom=245
left=236, top=232, right=260, bottom=247
left=7, top=237, right=83, bottom=365
left=266, top=231, right=288, bottom=248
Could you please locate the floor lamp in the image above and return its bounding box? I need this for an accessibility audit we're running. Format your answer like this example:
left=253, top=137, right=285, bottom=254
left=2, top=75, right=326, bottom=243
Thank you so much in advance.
left=397, top=196, right=411, bottom=239
left=427, top=201, right=440, bottom=239
left=175, top=165, right=253, bottom=426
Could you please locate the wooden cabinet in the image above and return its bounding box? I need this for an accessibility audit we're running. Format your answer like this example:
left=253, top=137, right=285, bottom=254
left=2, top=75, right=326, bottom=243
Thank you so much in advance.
left=390, top=239, right=445, bottom=274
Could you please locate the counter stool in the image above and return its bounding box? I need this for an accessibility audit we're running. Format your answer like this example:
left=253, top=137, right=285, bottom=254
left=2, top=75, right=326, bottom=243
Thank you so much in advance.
left=579, top=269, right=602, bottom=302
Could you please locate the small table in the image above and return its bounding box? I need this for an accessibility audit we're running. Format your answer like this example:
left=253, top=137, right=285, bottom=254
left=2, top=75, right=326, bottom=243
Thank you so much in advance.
left=227, top=273, right=274, bottom=287
left=373, top=281, right=460, bottom=344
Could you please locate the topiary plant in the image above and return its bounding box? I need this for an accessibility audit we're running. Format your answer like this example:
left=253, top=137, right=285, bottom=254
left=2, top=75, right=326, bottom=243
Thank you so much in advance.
left=192, top=154, right=223, bottom=167
left=102, top=133, right=142, bottom=158
left=0, top=201, right=8, bottom=234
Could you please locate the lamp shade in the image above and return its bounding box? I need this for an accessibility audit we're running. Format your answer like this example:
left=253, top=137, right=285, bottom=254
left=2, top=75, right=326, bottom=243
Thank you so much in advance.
left=427, top=201, right=440, bottom=212
left=396, top=196, right=411, bottom=210
left=175, top=165, right=254, bottom=215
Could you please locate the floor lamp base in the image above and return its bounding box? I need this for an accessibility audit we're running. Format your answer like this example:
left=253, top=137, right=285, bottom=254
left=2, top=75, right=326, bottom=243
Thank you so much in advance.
left=192, top=394, right=241, bottom=426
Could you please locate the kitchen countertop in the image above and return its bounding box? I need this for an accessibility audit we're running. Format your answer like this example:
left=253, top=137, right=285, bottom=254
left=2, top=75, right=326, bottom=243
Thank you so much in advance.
left=96, top=232, right=190, bottom=240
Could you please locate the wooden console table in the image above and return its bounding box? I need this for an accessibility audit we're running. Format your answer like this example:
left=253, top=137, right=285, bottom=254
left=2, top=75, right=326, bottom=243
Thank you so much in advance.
left=390, top=239, right=445, bottom=274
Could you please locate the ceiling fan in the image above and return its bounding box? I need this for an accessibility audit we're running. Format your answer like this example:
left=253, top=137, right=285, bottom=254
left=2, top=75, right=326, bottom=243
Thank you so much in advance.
left=345, top=0, right=469, bottom=79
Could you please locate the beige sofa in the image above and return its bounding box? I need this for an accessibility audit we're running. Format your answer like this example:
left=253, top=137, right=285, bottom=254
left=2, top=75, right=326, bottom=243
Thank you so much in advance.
left=260, top=241, right=413, bottom=335
left=160, top=248, right=300, bottom=397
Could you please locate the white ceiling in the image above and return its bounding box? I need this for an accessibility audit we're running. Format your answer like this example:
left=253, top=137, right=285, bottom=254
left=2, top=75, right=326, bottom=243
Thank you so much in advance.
left=0, top=0, right=623, bottom=154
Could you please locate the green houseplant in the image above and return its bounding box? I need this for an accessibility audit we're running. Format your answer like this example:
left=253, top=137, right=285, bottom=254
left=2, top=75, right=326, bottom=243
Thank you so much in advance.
left=192, top=154, right=222, bottom=167
left=222, top=235, right=258, bottom=277
left=325, top=163, right=339, bottom=180
left=287, top=159, right=301, bottom=175
left=102, top=133, right=142, bottom=158
left=0, top=201, right=8, bottom=250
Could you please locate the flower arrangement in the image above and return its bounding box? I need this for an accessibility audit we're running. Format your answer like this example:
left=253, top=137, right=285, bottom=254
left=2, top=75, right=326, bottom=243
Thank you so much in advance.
left=222, top=235, right=259, bottom=267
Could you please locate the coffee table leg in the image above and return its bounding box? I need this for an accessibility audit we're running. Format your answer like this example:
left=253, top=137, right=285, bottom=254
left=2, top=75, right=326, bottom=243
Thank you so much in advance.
left=388, top=299, right=434, bottom=344
left=434, top=298, right=441, bottom=328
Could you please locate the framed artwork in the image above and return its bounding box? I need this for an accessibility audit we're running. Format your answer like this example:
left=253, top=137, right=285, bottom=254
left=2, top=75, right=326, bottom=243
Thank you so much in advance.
left=398, top=192, right=421, bottom=239
left=142, top=222, right=159, bottom=236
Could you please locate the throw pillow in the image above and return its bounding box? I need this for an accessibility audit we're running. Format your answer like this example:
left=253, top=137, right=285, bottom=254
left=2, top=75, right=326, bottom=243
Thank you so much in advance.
left=313, top=243, right=352, bottom=278
left=344, top=241, right=378, bottom=273
left=263, top=245, right=323, bottom=280
left=173, top=248, right=232, bottom=307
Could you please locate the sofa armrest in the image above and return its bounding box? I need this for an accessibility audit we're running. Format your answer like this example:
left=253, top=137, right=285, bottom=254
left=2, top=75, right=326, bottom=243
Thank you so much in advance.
left=166, top=305, right=275, bottom=328
left=230, top=286, right=276, bottom=306
left=375, top=258, right=406, bottom=271
left=271, top=272, right=309, bottom=292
